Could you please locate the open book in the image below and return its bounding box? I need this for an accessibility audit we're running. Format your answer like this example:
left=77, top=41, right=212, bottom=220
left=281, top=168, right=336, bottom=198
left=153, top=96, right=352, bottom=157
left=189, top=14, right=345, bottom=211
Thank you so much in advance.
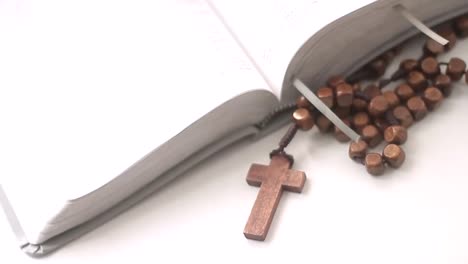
left=1, top=0, right=467, bottom=256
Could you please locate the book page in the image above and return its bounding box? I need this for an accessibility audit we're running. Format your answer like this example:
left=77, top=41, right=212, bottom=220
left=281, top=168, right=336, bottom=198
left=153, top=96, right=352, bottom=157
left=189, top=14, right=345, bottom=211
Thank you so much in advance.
left=0, top=0, right=271, bottom=219
left=208, top=0, right=374, bottom=97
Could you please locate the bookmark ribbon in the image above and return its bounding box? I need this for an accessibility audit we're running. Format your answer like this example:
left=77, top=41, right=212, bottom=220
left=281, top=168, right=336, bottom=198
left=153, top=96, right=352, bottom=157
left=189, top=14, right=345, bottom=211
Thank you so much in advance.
left=394, top=4, right=449, bottom=45
left=293, top=78, right=360, bottom=142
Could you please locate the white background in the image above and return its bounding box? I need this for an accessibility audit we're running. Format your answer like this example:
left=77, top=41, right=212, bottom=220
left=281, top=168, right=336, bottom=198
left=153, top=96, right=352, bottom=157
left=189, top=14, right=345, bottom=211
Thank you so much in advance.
left=2, top=81, right=468, bottom=263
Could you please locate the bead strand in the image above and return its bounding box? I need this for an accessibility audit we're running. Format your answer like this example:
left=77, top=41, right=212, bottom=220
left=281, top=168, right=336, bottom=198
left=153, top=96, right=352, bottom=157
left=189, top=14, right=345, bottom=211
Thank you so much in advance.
left=284, top=13, right=468, bottom=176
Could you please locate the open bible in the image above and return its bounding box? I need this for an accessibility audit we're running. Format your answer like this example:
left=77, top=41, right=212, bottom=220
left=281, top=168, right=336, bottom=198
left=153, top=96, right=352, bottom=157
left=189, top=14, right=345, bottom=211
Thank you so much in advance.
left=1, top=0, right=467, bottom=256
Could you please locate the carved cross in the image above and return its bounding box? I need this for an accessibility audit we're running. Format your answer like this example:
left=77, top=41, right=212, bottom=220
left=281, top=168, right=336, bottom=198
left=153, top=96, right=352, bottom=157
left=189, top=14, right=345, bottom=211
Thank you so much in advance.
left=244, top=154, right=306, bottom=241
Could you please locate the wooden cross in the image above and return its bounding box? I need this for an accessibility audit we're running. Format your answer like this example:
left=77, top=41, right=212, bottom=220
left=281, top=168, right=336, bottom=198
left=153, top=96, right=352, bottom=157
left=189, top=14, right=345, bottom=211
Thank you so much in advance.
left=244, top=154, right=306, bottom=241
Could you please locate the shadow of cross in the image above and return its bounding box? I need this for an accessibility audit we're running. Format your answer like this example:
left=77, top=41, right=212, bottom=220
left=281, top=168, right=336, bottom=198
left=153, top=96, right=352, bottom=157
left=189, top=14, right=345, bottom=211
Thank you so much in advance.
left=244, top=154, right=307, bottom=241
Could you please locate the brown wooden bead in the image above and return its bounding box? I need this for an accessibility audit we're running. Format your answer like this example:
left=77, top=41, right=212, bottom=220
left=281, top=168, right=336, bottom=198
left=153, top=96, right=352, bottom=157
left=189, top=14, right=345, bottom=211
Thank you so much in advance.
left=384, top=125, right=407, bottom=145
left=334, top=119, right=351, bottom=142
left=352, top=83, right=361, bottom=92
left=455, top=15, right=468, bottom=37
left=296, top=96, right=311, bottom=108
left=316, top=87, right=334, bottom=108
left=423, top=87, right=443, bottom=110
left=400, top=59, right=419, bottom=74
left=424, top=39, right=444, bottom=56
left=406, top=71, right=428, bottom=92
left=352, top=112, right=370, bottom=133
left=374, top=117, right=390, bottom=132
left=420, top=57, right=440, bottom=78
left=293, top=108, right=314, bottom=130
left=434, top=74, right=452, bottom=96
left=334, top=106, right=351, bottom=118
left=395, top=83, right=415, bottom=101
left=352, top=98, right=368, bottom=112
left=327, top=75, right=345, bottom=89
left=361, top=124, right=382, bottom=148
left=437, top=24, right=457, bottom=50
left=365, top=153, right=385, bottom=176
left=368, top=59, right=387, bottom=78
left=444, top=33, right=458, bottom=50
left=349, top=140, right=368, bottom=163
left=363, top=84, right=382, bottom=99
left=446, top=57, right=467, bottom=81
left=384, top=110, right=400, bottom=126
left=407, top=96, right=428, bottom=121
left=382, top=91, right=400, bottom=108
left=335, top=83, right=354, bottom=107
left=368, top=95, right=389, bottom=117
left=316, top=115, right=332, bottom=133
left=392, top=106, right=414, bottom=128
left=382, top=144, right=406, bottom=168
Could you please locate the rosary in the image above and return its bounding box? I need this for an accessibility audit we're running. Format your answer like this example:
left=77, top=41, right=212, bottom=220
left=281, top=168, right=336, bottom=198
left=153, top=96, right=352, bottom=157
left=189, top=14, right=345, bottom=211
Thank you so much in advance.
left=243, top=13, right=468, bottom=241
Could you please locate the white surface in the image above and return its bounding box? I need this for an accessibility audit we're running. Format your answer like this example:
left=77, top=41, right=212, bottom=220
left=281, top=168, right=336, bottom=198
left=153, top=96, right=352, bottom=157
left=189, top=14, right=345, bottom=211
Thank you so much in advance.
left=3, top=78, right=468, bottom=262
left=0, top=0, right=269, bottom=198
left=0, top=0, right=272, bottom=244
left=210, top=0, right=374, bottom=95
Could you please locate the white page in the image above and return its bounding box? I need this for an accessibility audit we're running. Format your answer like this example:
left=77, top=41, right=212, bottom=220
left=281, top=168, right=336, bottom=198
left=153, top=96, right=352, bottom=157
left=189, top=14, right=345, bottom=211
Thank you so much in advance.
left=209, top=0, right=375, bottom=97
left=0, top=0, right=271, bottom=237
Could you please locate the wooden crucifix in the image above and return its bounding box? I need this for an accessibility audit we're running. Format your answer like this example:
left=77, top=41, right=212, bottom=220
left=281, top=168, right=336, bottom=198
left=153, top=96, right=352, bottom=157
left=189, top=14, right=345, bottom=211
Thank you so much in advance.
left=244, top=153, right=306, bottom=241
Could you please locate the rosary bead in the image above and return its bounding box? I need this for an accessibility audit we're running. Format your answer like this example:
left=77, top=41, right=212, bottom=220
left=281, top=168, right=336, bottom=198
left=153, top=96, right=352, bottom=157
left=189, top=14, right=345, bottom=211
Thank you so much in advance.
left=352, top=98, right=368, bottom=112
left=400, top=59, right=419, bottom=74
left=336, top=83, right=354, bottom=107
left=317, top=87, right=334, bottom=108
left=382, top=144, right=406, bottom=168
left=392, top=106, right=414, bottom=128
left=352, top=83, right=362, bottom=92
left=316, top=115, right=332, bottom=133
left=385, top=110, right=400, bottom=126
left=368, top=95, right=389, bottom=117
left=438, top=24, right=457, bottom=50
left=434, top=74, right=452, bottom=96
left=382, top=91, right=400, bottom=108
left=361, top=124, right=383, bottom=148
left=368, top=59, right=387, bottom=78
left=363, top=84, right=382, bottom=99
left=446, top=57, right=467, bottom=81
left=406, top=71, right=428, bottom=92
left=384, top=125, right=407, bottom=145
left=296, top=96, right=312, bottom=108
left=355, top=90, right=370, bottom=101
left=424, top=39, right=444, bottom=56
left=420, top=57, right=440, bottom=78
left=407, top=96, right=428, bottom=121
left=293, top=108, right=314, bottom=131
left=349, top=140, right=368, bottom=163
left=365, top=153, right=385, bottom=176
left=352, top=112, right=370, bottom=133
left=334, top=106, right=351, bottom=118
left=395, top=83, right=415, bottom=101
left=423, top=87, right=443, bottom=110
left=374, top=117, right=390, bottom=132
left=334, top=119, right=351, bottom=142
left=455, top=15, right=468, bottom=37
left=327, top=75, right=345, bottom=89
